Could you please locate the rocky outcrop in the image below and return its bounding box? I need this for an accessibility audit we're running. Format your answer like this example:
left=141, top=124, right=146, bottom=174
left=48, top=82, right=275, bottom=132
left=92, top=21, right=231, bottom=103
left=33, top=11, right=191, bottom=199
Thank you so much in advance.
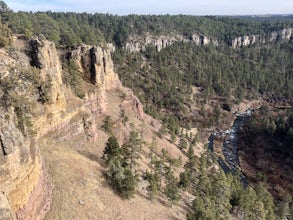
left=124, top=32, right=218, bottom=52
left=0, top=35, right=72, bottom=219
left=0, top=193, right=16, bottom=220
left=15, top=164, right=52, bottom=220
left=30, top=35, right=65, bottom=107
left=68, top=44, right=120, bottom=90
left=0, top=34, right=146, bottom=220
left=232, top=28, right=293, bottom=48
left=0, top=110, right=51, bottom=220
left=232, top=35, right=265, bottom=48
left=269, top=28, right=293, bottom=41
left=122, top=88, right=144, bottom=119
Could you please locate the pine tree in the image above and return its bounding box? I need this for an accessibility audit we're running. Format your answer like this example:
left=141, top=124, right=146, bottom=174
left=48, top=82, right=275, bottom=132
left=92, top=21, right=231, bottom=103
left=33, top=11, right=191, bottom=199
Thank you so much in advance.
left=179, top=138, right=188, bottom=149
left=179, top=145, right=197, bottom=189
left=170, top=131, right=176, bottom=143
left=210, top=169, right=231, bottom=219
left=198, top=155, right=211, bottom=196
left=164, top=173, right=180, bottom=207
left=103, top=136, right=121, bottom=165
left=187, top=196, right=217, bottom=220
left=152, top=156, right=163, bottom=188
left=101, top=115, right=114, bottom=134
left=254, top=183, right=275, bottom=220
left=105, top=158, right=137, bottom=199
left=122, top=131, right=142, bottom=170
left=145, top=171, right=160, bottom=200
left=149, top=136, right=157, bottom=165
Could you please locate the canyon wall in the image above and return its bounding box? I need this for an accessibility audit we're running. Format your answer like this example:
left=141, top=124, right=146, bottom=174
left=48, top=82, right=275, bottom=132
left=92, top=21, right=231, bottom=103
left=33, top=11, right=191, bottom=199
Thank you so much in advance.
left=0, top=34, right=122, bottom=219
left=231, top=28, right=293, bottom=48
left=68, top=43, right=120, bottom=90
left=124, top=28, right=293, bottom=52
left=124, top=32, right=218, bottom=52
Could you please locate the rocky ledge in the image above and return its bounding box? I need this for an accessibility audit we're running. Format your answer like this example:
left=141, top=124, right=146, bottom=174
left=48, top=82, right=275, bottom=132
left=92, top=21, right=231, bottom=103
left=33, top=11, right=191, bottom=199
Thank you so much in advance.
left=124, top=32, right=218, bottom=52
left=0, top=34, right=122, bottom=219
left=232, top=28, right=293, bottom=48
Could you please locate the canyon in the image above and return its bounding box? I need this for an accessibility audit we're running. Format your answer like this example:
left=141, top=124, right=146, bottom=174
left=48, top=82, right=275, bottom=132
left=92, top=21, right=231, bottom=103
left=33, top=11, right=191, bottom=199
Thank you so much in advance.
left=0, top=20, right=292, bottom=219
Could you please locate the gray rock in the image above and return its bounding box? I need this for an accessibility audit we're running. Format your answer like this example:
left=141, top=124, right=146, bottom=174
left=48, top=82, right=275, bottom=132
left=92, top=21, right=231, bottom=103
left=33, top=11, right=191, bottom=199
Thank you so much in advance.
left=232, top=28, right=293, bottom=48
left=123, top=32, right=218, bottom=53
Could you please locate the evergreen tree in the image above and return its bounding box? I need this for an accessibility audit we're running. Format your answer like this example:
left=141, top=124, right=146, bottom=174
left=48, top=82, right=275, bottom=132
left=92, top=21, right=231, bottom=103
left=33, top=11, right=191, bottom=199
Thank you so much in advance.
left=103, top=136, right=121, bottom=165
left=254, top=183, right=276, bottom=220
left=145, top=171, right=160, bottom=200
left=198, top=155, right=211, bottom=196
left=101, top=115, right=114, bottom=134
left=152, top=156, right=163, bottom=188
left=149, top=136, right=157, bottom=165
left=105, top=159, right=137, bottom=199
left=122, top=131, right=142, bottom=170
left=179, top=138, right=188, bottom=149
left=187, top=196, right=217, bottom=220
left=164, top=173, right=180, bottom=207
left=179, top=145, right=197, bottom=189
left=210, top=169, right=231, bottom=219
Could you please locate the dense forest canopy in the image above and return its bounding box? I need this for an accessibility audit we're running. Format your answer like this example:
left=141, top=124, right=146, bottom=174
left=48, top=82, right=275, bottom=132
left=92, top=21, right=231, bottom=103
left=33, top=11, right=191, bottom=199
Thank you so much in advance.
left=114, top=41, right=293, bottom=127
left=0, top=5, right=293, bottom=46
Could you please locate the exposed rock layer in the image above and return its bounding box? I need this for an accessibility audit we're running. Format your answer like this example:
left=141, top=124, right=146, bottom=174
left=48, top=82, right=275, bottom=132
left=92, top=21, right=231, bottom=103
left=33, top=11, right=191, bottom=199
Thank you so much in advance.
left=0, top=110, right=50, bottom=220
left=232, top=28, right=293, bottom=48
left=124, top=32, right=218, bottom=52
left=30, top=35, right=65, bottom=106
left=68, top=44, right=120, bottom=90
left=123, top=28, right=293, bottom=51
left=0, top=35, right=124, bottom=220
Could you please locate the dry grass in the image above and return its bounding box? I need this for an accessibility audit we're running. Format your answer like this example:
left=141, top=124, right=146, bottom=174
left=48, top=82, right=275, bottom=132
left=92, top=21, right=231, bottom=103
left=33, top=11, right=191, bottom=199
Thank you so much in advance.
left=40, top=87, right=198, bottom=220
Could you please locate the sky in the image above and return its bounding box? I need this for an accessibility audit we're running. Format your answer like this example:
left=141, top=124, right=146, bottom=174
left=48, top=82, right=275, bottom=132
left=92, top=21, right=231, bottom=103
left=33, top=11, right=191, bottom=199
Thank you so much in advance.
left=5, top=0, right=293, bottom=15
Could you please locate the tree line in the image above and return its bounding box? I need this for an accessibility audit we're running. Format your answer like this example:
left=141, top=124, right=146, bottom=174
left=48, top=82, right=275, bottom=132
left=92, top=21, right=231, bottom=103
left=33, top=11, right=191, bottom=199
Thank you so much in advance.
left=1, top=1, right=293, bottom=47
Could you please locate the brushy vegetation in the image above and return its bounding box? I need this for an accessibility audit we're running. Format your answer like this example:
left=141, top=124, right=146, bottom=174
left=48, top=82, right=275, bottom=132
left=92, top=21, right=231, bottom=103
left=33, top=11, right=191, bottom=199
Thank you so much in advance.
left=239, top=108, right=293, bottom=202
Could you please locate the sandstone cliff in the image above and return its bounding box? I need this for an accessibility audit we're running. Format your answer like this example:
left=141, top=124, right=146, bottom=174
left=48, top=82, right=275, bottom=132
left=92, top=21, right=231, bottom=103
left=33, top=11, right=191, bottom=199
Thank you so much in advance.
left=0, top=108, right=51, bottom=220
left=231, top=27, right=293, bottom=48
left=0, top=35, right=70, bottom=220
left=0, top=34, right=124, bottom=219
left=124, top=32, right=218, bottom=52
left=68, top=43, right=120, bottom=90
left=30, top=35, right=65, bottom=107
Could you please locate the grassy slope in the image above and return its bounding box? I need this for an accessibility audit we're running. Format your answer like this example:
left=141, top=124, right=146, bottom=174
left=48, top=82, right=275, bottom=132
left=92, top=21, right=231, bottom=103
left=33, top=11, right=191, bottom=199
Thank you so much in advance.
left=41, top=87, right=200, bottom=220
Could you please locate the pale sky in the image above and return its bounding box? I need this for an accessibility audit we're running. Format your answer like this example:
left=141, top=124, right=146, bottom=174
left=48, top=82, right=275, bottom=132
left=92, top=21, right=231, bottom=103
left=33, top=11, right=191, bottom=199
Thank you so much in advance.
left=5, top=0, right=293, bottom=15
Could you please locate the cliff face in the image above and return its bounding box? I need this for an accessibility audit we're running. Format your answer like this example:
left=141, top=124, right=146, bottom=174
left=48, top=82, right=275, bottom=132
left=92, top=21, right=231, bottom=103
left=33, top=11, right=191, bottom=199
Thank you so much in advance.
left=0, top=35, right=67, bottom=220
left=124, top=32, right=218, bottom=52
left=0, top=34, right=124, bottom=219
left=68, top=44, right=120, bottom=90
left=232, top=28, right=293, bottom=48
left=30, top=35, right=65, bottom=107
left=0, top=109, right=51, bottom=220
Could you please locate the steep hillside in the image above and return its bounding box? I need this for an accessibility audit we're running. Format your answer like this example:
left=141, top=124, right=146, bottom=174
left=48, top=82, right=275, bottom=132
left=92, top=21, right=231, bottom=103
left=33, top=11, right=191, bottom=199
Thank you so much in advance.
left=0, top=34, right=203, bottom=219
